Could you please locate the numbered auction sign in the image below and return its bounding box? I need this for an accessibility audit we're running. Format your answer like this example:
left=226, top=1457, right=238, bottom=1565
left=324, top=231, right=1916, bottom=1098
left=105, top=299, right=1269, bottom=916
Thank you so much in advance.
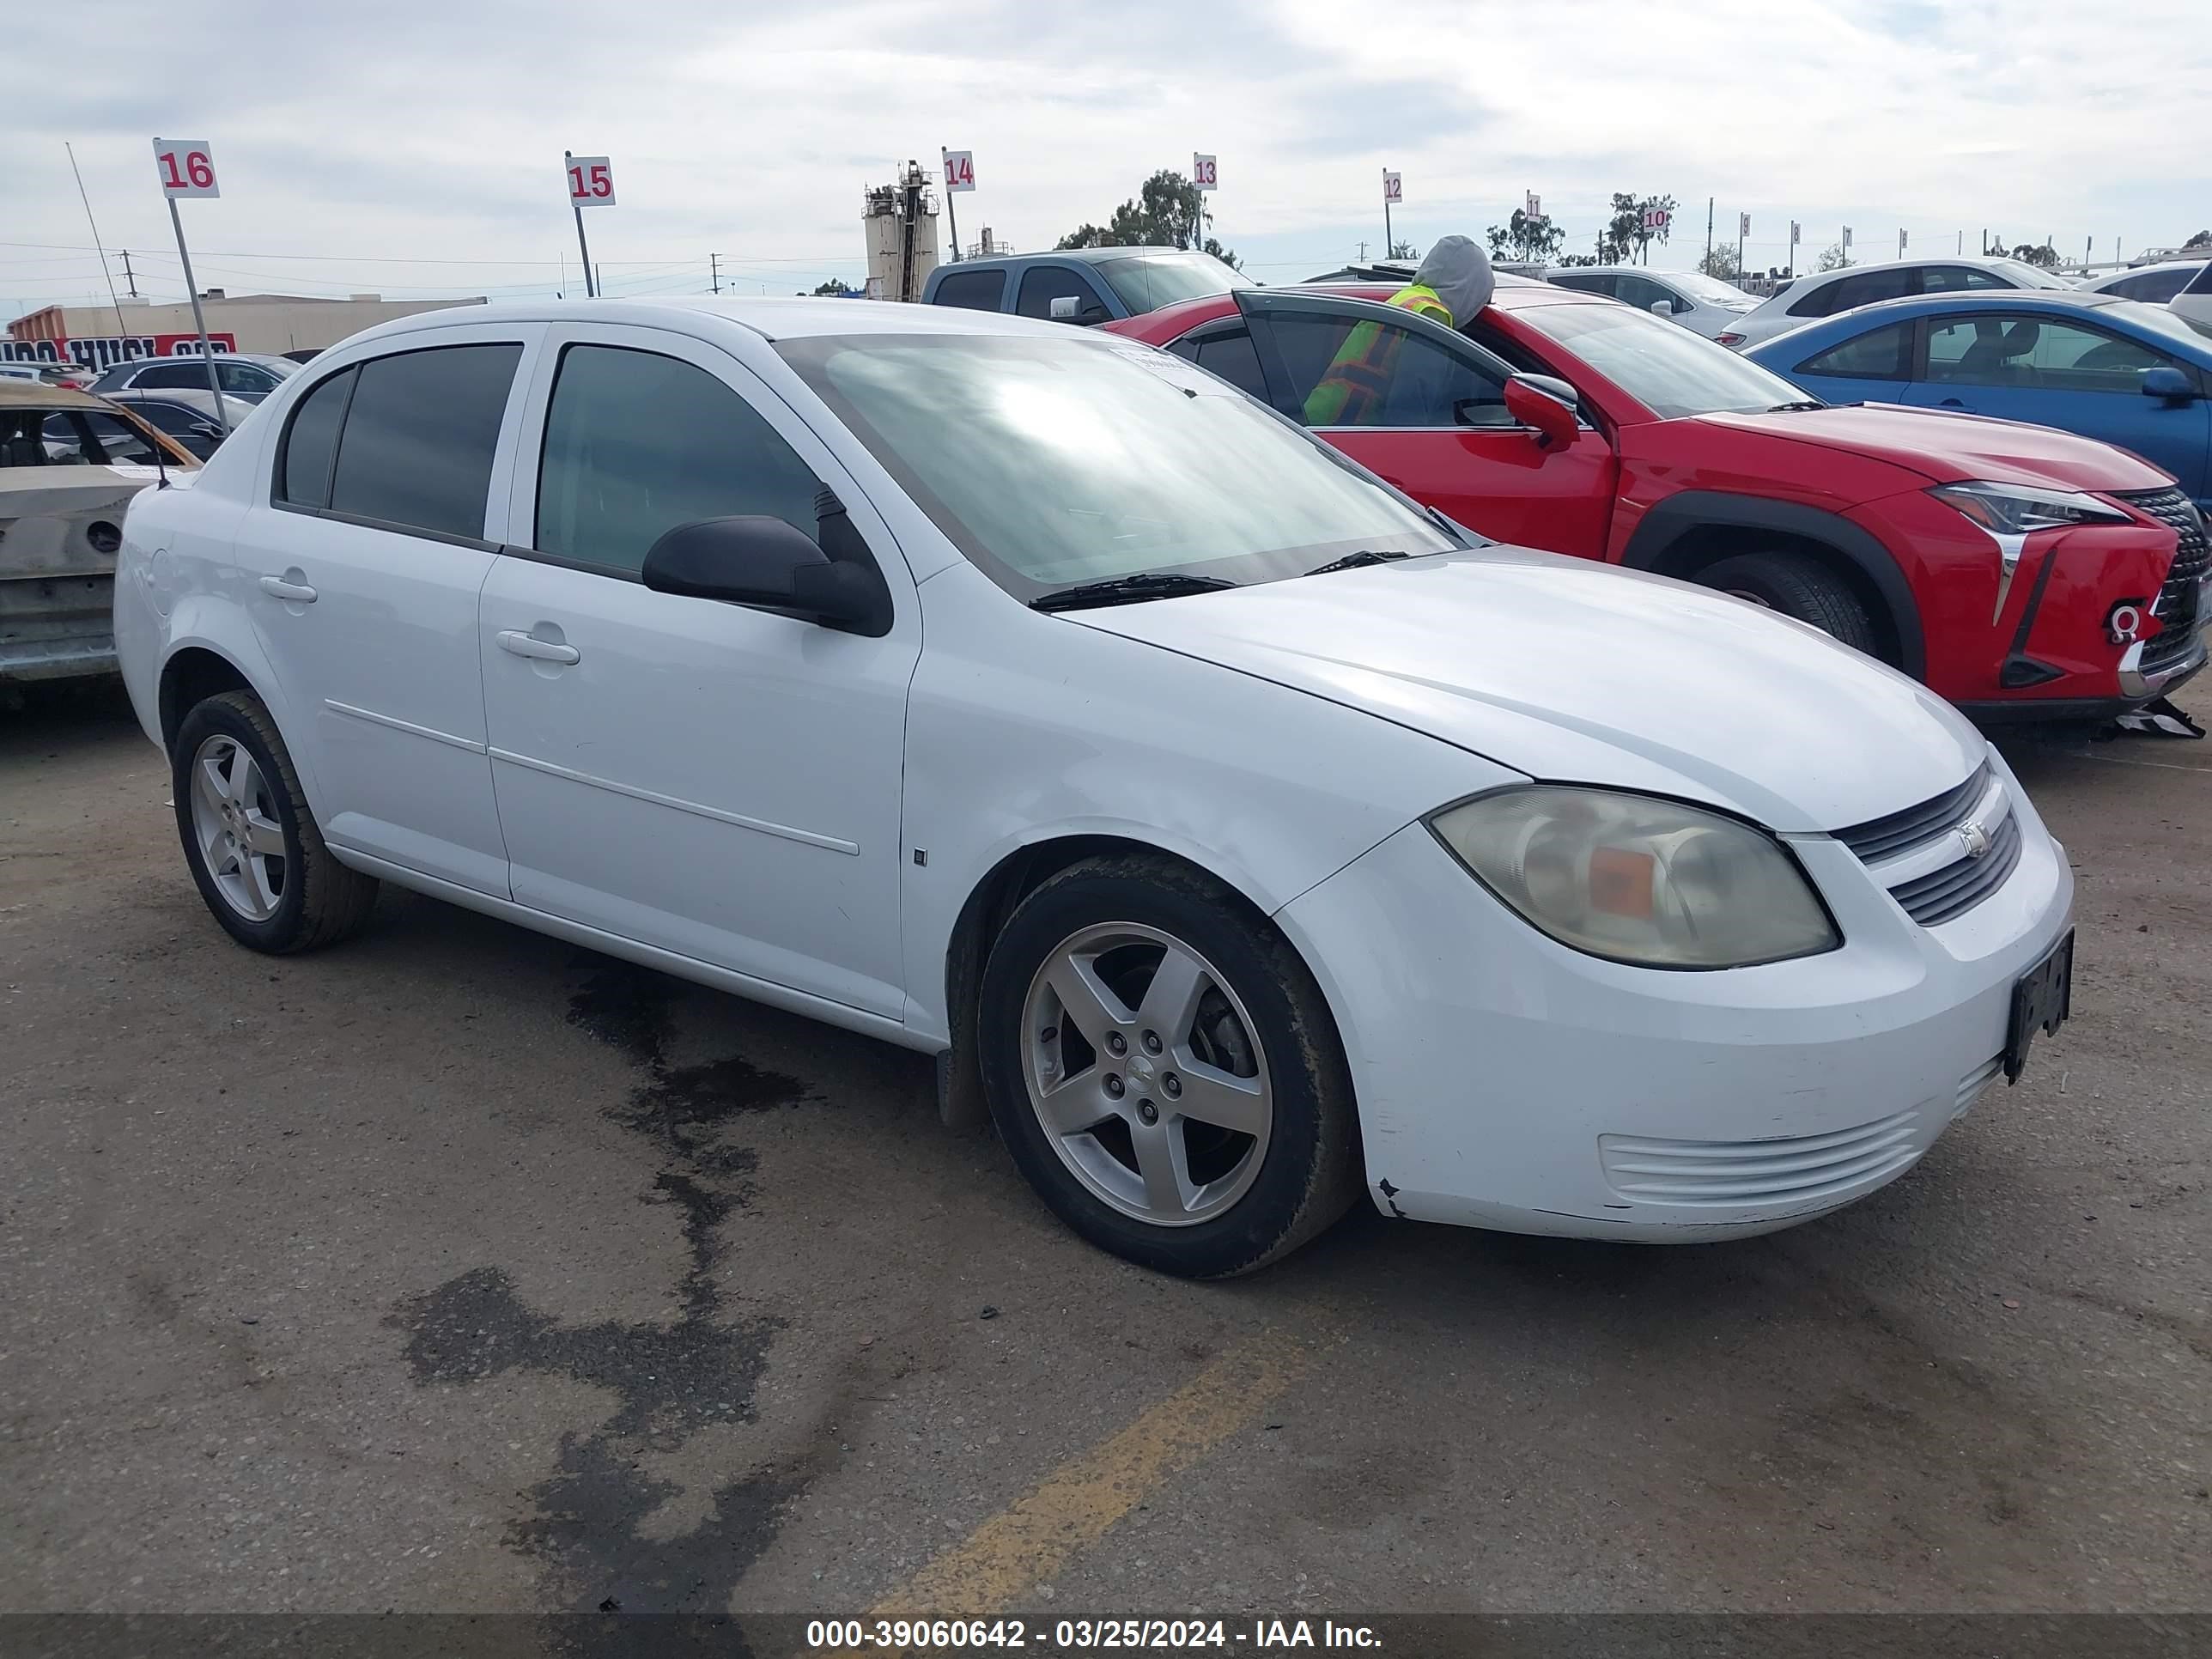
left=1383, top=171, right=1403, bottom=204
left=1193, top=154, right=1218, bottom=191
left=566, top=156, right=617, bottom=206
left=1525, top=191, right=1541, bottom=220
left=153, top=139, right=219, bottom=199
left=943, top=150, right=976, bottom=192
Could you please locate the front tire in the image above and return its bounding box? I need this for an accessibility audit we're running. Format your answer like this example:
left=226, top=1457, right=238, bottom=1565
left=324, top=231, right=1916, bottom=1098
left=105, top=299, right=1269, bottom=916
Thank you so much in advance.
left=172, top=690, right=379, bottom=953
left=978, top=854, right=1360, bottom=1278
left=1697, top=550, right=1880, bottom=655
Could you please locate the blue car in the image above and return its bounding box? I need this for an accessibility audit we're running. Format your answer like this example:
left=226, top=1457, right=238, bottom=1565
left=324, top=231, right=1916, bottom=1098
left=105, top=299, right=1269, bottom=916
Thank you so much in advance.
left=1747, top=291, right=2212, bottom=508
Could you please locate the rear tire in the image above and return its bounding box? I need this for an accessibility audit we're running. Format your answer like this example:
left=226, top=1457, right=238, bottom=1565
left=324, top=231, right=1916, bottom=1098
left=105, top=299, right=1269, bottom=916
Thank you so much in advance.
left=1697, top=550, right=1880, bottom=654
left=978, top=854, right=1361, bottom=1279
left=172, top=690, right=379, bottom=954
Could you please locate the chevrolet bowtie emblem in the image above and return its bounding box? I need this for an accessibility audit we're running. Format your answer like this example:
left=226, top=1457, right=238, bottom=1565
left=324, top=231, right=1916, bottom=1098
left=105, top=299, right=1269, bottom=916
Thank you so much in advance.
left=1958, top=820, right=1993, bottom=860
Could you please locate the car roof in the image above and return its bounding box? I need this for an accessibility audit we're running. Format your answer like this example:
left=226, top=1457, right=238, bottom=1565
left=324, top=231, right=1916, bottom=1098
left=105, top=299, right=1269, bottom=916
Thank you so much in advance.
left=1121, top=280, right=1613, bottom=340
left=0, top=380, right=112, bottom=410
left=1791, top=289, right=2130, bottom=325
left=326, top=295, right=1098, bottom=353
left=935, top=246, right=1202, bottom=272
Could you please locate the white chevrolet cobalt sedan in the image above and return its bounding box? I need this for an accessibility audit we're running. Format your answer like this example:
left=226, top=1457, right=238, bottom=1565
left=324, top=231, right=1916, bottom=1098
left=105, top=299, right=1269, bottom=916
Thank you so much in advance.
left=112, top=298, right=2075, bottom=1277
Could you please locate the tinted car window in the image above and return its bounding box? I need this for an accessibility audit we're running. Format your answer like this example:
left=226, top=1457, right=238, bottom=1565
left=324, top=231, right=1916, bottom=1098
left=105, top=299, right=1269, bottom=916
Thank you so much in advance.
left=1016, top=265, right=1110, bottom=322
left=1167, top=326, right=1269, bottom=401
left=535, top=344, right=820, bottom=576
left=132, top=362, right=209, bottom=390
left=278, top=368, right=355, bottom=509
left=326, top=344, right=521, bottom=540
left=1548, top=272, right=1615, bottom=296
left=931, top=269, right=1008, bottom=312
left=78, top=411, right=162, bottom=464
left=216, top=360, right=282, bottom=397
left=1925, top=317, right=2164, bottom=392
left=1825, top=269, right=1915, bottom=313
left=1917, top=265, right=2009, bottom=295
left=1797, top=321, right=1914, bottom=380
left=2107, top=268, right=2197, bottom=303
left=1268, top=312, right=1508, bottom=428
left=1785, top=277, right=1842, bottom=318
left=126, top=400, right=200, bottom=434
left=1093, top=253, right=1251, bottom=313
left=1617, top=275, right=1683, bottom=313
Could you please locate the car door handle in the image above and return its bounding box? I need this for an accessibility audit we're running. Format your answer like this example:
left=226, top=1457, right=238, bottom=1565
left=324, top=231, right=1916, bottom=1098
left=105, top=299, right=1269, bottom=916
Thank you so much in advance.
left=258, top=574, right=317, bottom=602
left=1938, top=398, right=1969, bottom=408
left=496, top=629, right=580, bottom=665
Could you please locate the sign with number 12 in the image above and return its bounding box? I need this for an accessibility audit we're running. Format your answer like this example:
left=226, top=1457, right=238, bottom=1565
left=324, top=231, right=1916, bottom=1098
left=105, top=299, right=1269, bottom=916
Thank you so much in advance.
left=153, top=139, right=218, bottom=198
left=1382, top=171, right=1403, bottom=204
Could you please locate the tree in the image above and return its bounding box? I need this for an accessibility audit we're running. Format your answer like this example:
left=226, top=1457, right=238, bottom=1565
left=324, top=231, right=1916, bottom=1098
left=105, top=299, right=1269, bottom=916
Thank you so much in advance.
left=1056, top=170, right=1239, bottom=268
left=1816, top=241, right=1848, bottom=272
left=2186, top=229, right=2212, bottom=250
left=2010, top=241, right=2061, bottom=269
left=809, top=277, right=856, bottom=296
left=1553, top=251, right=1601, bottom=268
left=1598, top=192, right=1677, bottom=264
left=1698, top=243, right=1742, bottom=281
left=1484, top=210, right=1565, bottom=264
left=1389, top=239, right=1419, bottom=261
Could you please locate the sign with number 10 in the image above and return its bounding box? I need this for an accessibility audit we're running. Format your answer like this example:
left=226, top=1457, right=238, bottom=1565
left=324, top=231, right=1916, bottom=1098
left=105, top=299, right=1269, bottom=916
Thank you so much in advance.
left=153, top=139, right=218, bottom=198
left=567, top=156, right=616, bottom=206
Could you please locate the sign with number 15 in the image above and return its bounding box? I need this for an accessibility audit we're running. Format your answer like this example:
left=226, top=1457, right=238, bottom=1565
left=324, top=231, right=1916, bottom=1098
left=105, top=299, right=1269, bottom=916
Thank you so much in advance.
left=566, top=156, right=616, bottom=206
left=153, top=139, right=218, bottom=198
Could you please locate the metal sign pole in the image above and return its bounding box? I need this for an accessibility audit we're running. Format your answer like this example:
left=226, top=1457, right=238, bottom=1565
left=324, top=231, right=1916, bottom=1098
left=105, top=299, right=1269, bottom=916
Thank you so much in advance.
left=942, top=149, right=961, bottom=263
left=566, top=152, right=596, bottom=297
left=166, top=195, right=227, bottom=434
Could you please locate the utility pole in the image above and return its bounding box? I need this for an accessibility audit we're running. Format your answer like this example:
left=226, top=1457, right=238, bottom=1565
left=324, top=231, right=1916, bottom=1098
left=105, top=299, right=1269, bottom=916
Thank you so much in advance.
left=121, top=250, right=142, bottom=299
left=709, top=253, right=720, bottom=295
left=1705, top=195, right=1713, bottom=272
left=1355, top=240, right=1369, bottom=261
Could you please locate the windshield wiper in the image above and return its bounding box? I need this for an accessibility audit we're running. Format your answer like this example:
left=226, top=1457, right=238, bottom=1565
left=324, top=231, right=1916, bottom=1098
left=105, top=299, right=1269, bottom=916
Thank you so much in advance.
left=1305, top=548, right=1409, bottom=577
left=1765, top=400, right=1826, bottom=412
left=1030, top=572, right=1238, bottom=611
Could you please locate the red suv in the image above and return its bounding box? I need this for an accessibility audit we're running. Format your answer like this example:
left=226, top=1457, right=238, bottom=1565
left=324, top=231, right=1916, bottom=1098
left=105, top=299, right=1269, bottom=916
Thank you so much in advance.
left=1107, top=284, right=2203, bottom=717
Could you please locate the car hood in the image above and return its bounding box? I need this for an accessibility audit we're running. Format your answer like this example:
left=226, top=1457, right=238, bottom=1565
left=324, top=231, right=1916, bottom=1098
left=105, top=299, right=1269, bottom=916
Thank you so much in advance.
left=1073, top=549, right=1984, bottom=834
left=1700, top=402, right=2174, bottom=494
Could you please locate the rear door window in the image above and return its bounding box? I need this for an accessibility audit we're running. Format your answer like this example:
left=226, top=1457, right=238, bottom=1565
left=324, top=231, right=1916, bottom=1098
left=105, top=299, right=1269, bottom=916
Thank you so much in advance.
left=1267, top=311, right=1510, bottom=428
left=931, top=269, right=1007, bottom=312
left=277, top=368, right=356, bottom=509
left=1824, top=269, right=1915, bottom=312
left=320, top=344, right=522, bottom=540
left=131, top=362, right=207, bottom=390
left=1924, top=316, right=2166, bottom=392
left=1549, top=272, right=1616, bottom=297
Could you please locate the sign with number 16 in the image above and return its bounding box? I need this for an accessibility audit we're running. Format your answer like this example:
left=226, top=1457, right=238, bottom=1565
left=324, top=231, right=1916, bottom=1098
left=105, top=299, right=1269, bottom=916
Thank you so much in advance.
left=153, top=139, right=218, bottom=198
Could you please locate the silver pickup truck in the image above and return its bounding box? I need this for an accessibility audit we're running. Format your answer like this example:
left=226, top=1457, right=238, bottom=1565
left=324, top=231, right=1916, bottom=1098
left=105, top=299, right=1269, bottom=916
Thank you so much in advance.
left=2, top=383, right=195, bottom=690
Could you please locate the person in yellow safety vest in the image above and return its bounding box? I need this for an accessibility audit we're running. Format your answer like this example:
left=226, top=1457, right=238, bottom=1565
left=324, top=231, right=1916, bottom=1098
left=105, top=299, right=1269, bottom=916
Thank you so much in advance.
left=1304, top=235, right=1497, bottom=427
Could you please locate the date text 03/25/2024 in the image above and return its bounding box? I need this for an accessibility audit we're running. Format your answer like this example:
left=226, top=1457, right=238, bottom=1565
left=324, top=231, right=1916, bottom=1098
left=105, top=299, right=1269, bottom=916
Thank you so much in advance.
left=805, top=1618, right=1383, bottom=1650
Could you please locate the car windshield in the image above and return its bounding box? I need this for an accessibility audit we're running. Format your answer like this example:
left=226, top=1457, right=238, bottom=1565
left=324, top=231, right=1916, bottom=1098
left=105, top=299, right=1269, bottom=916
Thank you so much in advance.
left=1094, top=253, right=1255, bottom=313
left=2100, top=298, right=2212, bottom=348
left=1512, top=301, right=1813, bottom=419
left=1667, top=271, right=1755, bottom=304
left=781, top=332, right=1456, bottom=600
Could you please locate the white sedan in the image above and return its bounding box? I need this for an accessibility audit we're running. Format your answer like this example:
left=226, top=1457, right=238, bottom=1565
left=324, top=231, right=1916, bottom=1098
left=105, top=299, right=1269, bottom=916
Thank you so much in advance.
left=112, top=297, right=2075, bottom=1276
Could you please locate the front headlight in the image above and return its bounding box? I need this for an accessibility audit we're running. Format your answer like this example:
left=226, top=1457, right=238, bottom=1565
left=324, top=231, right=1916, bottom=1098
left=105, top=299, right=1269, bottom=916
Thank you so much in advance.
left=1428, top=787, right=1839, bottom=969
left=1929, top=481, right=2131, bottom=536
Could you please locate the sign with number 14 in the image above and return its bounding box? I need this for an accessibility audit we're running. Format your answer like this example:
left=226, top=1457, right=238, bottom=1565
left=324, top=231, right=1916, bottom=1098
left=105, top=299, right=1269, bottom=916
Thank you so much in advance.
left=153, top=139, right=218, bottom=198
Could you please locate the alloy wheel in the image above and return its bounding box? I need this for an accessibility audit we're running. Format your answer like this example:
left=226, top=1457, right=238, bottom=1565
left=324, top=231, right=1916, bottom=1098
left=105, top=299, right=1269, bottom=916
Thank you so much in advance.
left=188, top=734, right=288, bottom=921
left=1020, top=922, right=1272, bottom=1227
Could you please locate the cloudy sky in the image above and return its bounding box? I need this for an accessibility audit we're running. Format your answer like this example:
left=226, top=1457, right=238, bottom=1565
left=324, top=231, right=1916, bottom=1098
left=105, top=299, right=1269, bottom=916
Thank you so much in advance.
left=8, top=0, right=2209, bottom=321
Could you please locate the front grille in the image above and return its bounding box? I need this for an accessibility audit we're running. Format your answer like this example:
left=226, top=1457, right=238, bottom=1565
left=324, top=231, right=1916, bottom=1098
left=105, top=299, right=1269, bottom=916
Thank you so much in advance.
left=1832, top=763, right=1990, bottom=862
left=2118, top=487, right=2209, bottom=672
left=1600, top=1108, right=1923, bottom=1207
left=1887, top=809, right=2023, bottom=925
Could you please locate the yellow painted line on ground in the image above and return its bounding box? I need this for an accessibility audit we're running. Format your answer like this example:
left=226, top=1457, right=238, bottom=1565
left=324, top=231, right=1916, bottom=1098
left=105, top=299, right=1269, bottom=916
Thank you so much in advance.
left=863, top=1320, right=1333, bottom=1622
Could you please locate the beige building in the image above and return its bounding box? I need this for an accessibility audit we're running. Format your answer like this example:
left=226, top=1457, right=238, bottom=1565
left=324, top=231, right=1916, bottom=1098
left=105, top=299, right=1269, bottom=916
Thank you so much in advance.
left=9, top=291, right=485, bottom=358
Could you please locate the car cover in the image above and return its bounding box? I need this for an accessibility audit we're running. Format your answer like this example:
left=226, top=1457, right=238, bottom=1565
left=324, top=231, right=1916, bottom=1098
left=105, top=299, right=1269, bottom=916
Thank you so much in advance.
left=1413, top=235, right=1494, bottom=323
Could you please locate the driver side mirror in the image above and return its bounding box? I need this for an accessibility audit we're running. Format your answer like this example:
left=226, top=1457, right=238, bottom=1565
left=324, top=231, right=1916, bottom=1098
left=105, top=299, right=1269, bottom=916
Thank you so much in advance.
left=2140, top=365, right=2197, bottom=403
left=1501, top=374, right=1580, bottom=450
left=1649, top=298, right=1677, bottom=317
left=641, top=516, right=892, bottom=636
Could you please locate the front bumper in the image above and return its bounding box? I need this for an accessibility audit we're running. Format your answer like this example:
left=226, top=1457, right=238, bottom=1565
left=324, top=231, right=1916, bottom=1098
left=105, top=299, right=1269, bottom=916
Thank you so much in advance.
left=1276, top=753, right=2074, bottom=1241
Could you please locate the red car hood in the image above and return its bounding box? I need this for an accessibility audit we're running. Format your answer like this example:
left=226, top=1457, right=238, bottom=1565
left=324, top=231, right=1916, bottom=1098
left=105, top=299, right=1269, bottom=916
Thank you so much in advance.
left=1699, top=402, right=2175, bottom=495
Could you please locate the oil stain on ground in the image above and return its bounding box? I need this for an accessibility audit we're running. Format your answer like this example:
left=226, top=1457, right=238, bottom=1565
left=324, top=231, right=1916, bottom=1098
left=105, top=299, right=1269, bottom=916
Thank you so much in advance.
left=386, top=953, right=815, bottom=1621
